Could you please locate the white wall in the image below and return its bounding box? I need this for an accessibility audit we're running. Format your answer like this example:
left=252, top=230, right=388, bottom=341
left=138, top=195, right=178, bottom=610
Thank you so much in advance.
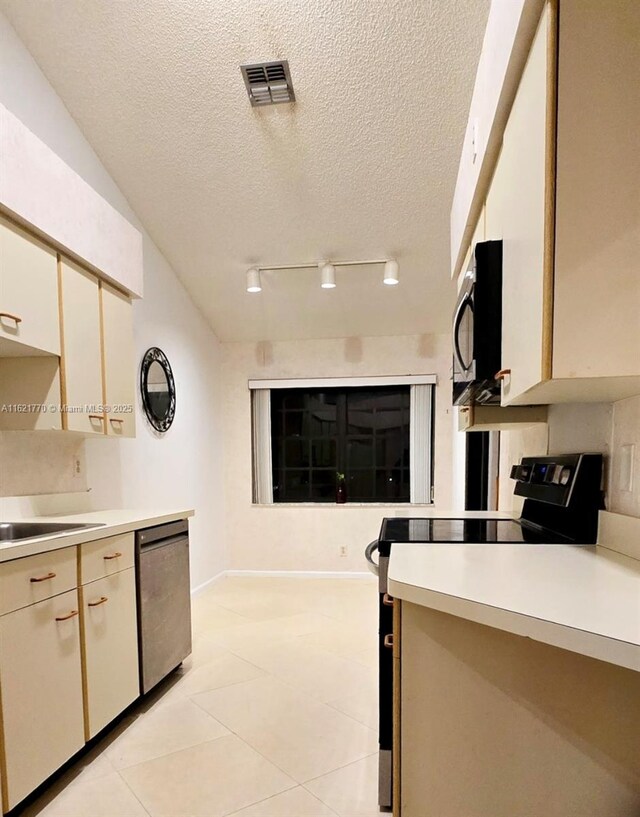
left=222, top=333, right=458, bottom=572
left=0, top=13, right=226, bottom=588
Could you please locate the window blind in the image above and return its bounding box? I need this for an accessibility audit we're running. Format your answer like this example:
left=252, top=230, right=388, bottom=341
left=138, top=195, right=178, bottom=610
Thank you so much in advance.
left=409, top=384, right=433, bottom=504
left=251, top=389, right=273, bottom=504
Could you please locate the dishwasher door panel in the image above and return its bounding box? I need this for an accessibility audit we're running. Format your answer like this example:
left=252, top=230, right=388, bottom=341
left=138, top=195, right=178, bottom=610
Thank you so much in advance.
left=137, top=534, right=192, bottom=694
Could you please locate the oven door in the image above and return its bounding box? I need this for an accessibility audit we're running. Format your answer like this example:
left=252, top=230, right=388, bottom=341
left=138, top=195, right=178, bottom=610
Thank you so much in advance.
left=452, top=275, right=476, bottom=405
left=377, top=554, right=393, bottom=810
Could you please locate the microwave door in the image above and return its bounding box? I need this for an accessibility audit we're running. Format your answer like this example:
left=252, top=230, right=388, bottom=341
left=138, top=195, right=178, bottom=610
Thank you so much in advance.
left=453, top=292, right=475, bottom=378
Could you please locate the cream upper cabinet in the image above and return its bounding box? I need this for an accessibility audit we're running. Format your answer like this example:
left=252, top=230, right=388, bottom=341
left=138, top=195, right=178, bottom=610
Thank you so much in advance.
left=0, top=214, right=60, bottom=356
left=0, top=589, right=85, bottom=812
left=81, top=567, right=139, bottom=739
left=0, top=222, right=139, bottom=436
left=484, top=0, right=640, bottom=406
left=550, top=0, right=640, bottom=389
left=58, top=257, right=105, bottom=434
left=498, top=3, right=551, bottom=406
left=101, top=281, right=136, bottom=437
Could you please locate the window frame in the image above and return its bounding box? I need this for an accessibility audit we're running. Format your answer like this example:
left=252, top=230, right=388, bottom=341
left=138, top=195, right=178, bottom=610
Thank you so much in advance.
left=251, top=376, right=436, bottom=506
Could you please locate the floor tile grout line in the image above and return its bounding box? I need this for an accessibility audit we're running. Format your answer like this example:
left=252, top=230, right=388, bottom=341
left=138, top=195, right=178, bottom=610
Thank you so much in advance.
left=198, top=654, right=378, bottom=717
left=115, top=769, right=154, bottom=817
left=187, top=670, right=376, bottom=793
left=301, top=750, right=379, bottom=787
left=113, top=733, right=232, bottom=776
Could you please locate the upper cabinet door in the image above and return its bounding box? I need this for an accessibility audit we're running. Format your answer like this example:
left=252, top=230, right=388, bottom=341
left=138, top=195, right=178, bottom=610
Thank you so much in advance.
left=499, top=3, right=553, bottom=407
left=59, top=257, right=105, bottom=434
left=0, top=214, right=60, bottom=356
left=101, top=281, right=136, bottom=437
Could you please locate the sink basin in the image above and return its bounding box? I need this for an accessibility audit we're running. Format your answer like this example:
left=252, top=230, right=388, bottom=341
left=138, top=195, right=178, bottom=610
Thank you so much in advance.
left=0, top=522, right=105, bottom=543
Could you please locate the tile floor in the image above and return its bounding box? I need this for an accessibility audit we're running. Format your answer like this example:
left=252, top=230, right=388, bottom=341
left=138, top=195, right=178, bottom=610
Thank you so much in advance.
left=22, top=576, right=382, bottom=817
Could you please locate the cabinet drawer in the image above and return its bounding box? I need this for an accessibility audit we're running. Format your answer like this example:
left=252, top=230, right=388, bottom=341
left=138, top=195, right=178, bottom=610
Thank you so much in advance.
left=79, top=532, right=134, bottom=585
left=0, top=589, right=84, bottom=811
left=0, top=546, right=77, bottom=616
left=81, top=568, right=139, bottom=738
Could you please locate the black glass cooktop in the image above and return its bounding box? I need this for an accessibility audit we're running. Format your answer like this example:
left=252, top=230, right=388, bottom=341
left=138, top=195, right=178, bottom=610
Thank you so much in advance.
left=378, top=517, right=574, bottom=553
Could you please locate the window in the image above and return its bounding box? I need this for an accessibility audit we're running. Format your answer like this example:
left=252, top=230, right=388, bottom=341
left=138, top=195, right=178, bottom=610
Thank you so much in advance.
left=271, top=387, right=411, bottom=502
left=251, top=378, right=434, bottom=504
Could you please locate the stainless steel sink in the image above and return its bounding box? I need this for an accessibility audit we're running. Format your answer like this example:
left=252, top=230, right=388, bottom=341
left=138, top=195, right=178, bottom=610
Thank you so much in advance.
left=0, top=522, right=105, bottom=543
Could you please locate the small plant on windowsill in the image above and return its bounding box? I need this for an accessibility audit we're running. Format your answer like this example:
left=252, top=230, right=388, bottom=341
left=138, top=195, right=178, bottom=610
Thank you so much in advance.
left=336, top=472, right=347, bottom=504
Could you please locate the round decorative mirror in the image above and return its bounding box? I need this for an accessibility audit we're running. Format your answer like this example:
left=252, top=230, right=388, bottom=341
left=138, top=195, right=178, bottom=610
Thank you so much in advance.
left=140, top=347, right=176, bottom=432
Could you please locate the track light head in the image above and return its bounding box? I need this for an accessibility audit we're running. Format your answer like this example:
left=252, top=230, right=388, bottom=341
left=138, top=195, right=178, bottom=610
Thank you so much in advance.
left=320, top=262, right=336, bottom=289
left=383, top=260, right=399, bottom=286
left=246, top=267, right=262, bottom=293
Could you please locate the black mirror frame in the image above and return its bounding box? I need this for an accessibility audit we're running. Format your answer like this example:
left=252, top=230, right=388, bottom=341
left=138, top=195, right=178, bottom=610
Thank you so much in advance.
left=140, top=347, right=176, bottom=433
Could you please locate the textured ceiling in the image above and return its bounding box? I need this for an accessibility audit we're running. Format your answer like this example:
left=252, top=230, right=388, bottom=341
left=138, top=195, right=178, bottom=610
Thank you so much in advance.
left=1, top=0, right=489, bottom=342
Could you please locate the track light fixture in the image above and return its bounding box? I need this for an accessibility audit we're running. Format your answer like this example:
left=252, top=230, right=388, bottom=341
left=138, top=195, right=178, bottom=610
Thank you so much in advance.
left=245, top=259, right=399, bottom=292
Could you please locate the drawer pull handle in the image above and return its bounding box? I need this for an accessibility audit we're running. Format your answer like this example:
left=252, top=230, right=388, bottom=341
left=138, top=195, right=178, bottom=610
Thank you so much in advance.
left=109, top=418, right=124, bottom=425
left=494, top=369, right=512, bottom=380
left=0, top=312, right=23, bottom=325
left=30, top=571, right=57, bottom=583
left=103, top=552, right=122, bottom=560
left=55, top=610, right=79, bottom=622
left=88, top=414, right=105, bottom=423
left=384, top=634, right=394, bottom=649
left=383, top=593, right=394, bottom=607
left=88, top=596, right=109, bottom=607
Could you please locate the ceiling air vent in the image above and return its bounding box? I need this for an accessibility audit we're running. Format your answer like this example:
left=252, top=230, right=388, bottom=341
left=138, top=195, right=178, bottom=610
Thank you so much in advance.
left=240, top=60, right=295, bottom=107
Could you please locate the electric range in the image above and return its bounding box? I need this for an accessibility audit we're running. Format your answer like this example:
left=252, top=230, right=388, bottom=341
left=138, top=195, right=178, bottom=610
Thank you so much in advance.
left=366, top=453, right=604, bottom=810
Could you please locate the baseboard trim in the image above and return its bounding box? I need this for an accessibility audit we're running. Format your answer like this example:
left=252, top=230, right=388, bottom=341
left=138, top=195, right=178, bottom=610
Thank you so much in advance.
left=224, top=569, right=373, bottom=580
left=191, top=570, right=226, bottom=597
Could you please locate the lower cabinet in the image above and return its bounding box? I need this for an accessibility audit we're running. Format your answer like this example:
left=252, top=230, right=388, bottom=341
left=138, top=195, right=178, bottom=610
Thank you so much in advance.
left=0, top=540, right=142, bottom=813
left=80, top=568, right=140, bottom=739
left=397, top=602, right=640, bottom=817
left=0, top=590, right=85, bottom=812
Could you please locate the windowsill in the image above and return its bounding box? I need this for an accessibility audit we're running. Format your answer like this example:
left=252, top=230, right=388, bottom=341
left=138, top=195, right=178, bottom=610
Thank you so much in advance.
left=251, top=503, right=436, bottom=508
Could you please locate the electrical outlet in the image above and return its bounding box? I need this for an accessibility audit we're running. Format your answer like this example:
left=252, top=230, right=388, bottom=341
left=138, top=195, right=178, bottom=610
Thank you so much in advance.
left=73, top=457, right=82, bottom=476
left=339, top=545, right=347, bottom=558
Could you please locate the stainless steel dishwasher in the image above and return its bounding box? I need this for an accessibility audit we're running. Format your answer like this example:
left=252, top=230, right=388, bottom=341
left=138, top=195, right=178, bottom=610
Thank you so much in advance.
left=136, top=519, right=192, bottom=694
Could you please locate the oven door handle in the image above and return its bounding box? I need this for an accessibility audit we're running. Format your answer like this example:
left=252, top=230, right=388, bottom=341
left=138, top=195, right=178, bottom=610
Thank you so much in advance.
left=453, top=292, right=473, bottom=374
left=365, top=540, right=380, bottom=576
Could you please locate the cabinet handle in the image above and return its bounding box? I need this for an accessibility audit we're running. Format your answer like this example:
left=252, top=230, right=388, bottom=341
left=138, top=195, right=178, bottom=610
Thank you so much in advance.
left=55, top=610, right=79, bottom=621
left=384, top=634, right=394, bottom=649
left=88, top=596, right=109, bottom=607
left=103, top=552, right=122, bottom=560
left=109, top=418, right=124, bottom=425
left=30, top=571, right=57, bottom=583
left=88, top=414, right=104, bottom=422
left=0, top=312, right=22, bottom=325
left=494, top=369, right=512, bottom=380
left=383, top=593, right=394, bottom=607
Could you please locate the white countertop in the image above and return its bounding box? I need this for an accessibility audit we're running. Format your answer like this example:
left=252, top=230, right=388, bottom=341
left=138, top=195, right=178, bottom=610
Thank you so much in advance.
left=389, top=541, right=640, bottom=673
left=0, top=508, right=194, bottom=562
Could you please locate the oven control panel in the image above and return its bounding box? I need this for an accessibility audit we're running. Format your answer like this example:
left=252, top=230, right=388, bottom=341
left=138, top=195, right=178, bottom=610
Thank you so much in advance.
left=510, top=454, right=602, bottom=507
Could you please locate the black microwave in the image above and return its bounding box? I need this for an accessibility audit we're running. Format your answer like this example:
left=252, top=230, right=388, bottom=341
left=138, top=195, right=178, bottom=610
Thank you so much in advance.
left=452, top=240, right=503, bottom=406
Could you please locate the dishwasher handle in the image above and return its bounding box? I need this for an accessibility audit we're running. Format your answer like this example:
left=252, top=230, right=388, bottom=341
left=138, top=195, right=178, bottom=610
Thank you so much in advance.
left=138, top=533, right=188, bottom=554
left=136, top=519, right=188, bottom=548
left=365, top=540, right=380, bottom=576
